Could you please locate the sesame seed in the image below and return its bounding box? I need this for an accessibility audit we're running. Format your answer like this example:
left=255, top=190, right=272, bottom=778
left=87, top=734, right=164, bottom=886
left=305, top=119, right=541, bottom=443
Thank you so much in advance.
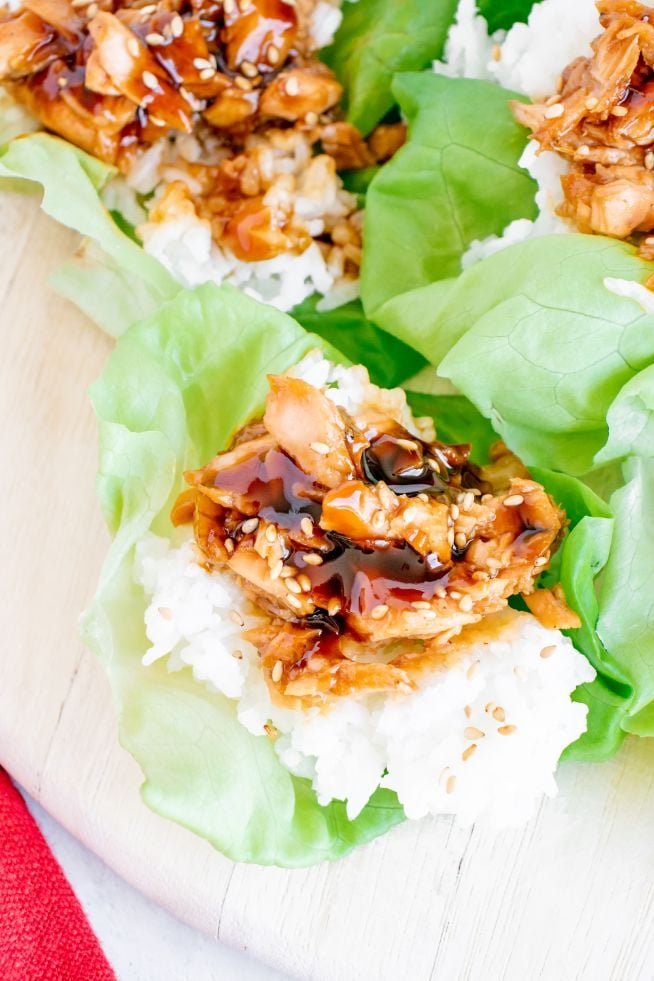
left=199, top=68, right=215, bottom=80
left=446, top=774, right=457, bottom=794
left=585, top=96, right=598, bottom=110
left=327, top=598, right=341, bottom=617
left=396, top=438, right=419, bottom=452
left=462, top=491, right=474, bottom=512
left=577, top=144, right=590, bottom=157
left=492, top=706, right=506, bottom=722
left=459, top=594, right=473, bottom=613
left=504, top=494, right=524, bottom=507
left=427, top=458, right=441, bottom=472
left=498, top=725, right=517, bottom=736
left=421, top=610, right=437, bottom=619
left=540, top=644, right=556, bottom=659
left=492, top=43, right=501, bottom=61
left=417, top=493, right=429, bottom=503
left=285, top=75, right=300, bottom=96
left=302, top=553, right=323, bottom=566
left=412, top=600, right=431, bottom=610
left=57, top=76, right=68, bottom=88
left=238, top=0, right=252, bottom=9
left=297, top=574, right=312, bottom=593
left=271, top=660, right=283, bottom=683
left=436, top=587, right=447, bottom=599
left=265, top=524, right=278, bottom=543
left=300, top=516, right=313, bottom=537
left=264, top=722, right=278, bottom=738
left=280, top=566, right=294, bottom=578
left=310, top=441, right=330, bottom=455
left=241, top=517, right=259, bottom=534
left=534, top=556, right=548, bottom=566
left=646, top=151, right=654, bottom=170
left=150, top=116, right=166, bottom=127
left=146, top=32, right=165, bottom=45
left=229, top=609, right=244, bottom=626
left=286, top=594, right=302, bottom=609
left=270, top=558, right=283, bottom=580
left=484, top=702, right=496, bottom=714
left=86, top=2, right=98, bottom=15
left=305, top=111, right=318, bottom=125
left=466, top=660, right=479, bottom=680
left=224, top=538, right=235, bottom=555
left=286, top=577, right=302, bottom=594
left=447, top=528, right=455, bottom=546
left=454, top=532, right=467, bottom=550
left=171, top=14, right=184, bottom=37
left=268, top=44, right=280, bottom=65
left=142, top=70, right=159, bottom=90
left=464, top=726, right=485, bottom=740
left=371, top=509, right=385, bottom=531
left=234, top=75, right=251, bottom=91
left=450, top=503, right=460, bottom=520
left=224, top=0, right=234, bottom=11
left=158, top=606, right=172, bottom=620
left=462, top=743, right=477, bottom=762
left=232, top=648, right=243, bottom=660
left=611, top=105, right=628, bottom=117
left=371, top=604, right=389, bottom=620
left=471, top=571, right=489, bottom=581
left=449, top=590, right=461, bottom=600
left=241, top=60, right=258, bottom=78
left=543, top=103, right=564, bottom=119
left=140, top=4, right=157, bottom=12
left=464, top=704, right=472, bottom=718
left=193, top=57, right=212, bottom=70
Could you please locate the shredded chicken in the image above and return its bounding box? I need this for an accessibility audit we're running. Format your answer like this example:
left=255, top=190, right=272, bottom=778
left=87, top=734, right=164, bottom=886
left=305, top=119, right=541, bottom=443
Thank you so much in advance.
left=173, top=368, right=571, bottom=706
left=512, top=0, right=654, bottom=270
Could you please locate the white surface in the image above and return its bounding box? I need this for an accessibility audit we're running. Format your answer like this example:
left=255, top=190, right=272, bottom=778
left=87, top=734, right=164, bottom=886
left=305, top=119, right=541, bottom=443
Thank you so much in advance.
left=24, top=792, right=289, bottom=981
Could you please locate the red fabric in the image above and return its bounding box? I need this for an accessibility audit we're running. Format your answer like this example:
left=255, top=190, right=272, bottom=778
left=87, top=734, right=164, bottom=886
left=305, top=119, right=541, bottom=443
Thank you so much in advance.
left=0, top=769, right=116, bottom=981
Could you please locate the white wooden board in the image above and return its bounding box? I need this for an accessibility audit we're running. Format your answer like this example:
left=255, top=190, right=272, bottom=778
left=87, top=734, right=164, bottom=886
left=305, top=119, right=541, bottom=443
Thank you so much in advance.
left=2, top=192, right=654, bottom=981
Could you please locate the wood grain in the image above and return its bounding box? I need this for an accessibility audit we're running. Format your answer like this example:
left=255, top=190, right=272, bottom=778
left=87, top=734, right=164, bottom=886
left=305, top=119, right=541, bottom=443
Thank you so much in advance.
left=2, top=192, right=654, bottom=981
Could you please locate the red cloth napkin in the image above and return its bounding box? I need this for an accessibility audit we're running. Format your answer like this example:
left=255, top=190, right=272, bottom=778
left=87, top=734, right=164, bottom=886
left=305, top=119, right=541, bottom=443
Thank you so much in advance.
left=0, top=769, right=116, bottom=981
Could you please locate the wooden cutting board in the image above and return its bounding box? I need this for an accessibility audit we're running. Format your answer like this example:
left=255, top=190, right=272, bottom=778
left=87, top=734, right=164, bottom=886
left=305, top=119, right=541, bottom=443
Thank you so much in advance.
left=3, top=191, right=654, bottom=981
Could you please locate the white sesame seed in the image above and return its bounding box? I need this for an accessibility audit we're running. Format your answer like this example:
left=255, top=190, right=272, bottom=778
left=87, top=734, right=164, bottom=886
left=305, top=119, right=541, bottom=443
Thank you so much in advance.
left=270, top=558, right=283, bottom=580
left=302, top=553, right=323, bottom=566
left=265, top=524, right=278, bottom=543
left=396, top=438, right=419, bottom=452
left=436, top=587, right=447, bottom=599
left=264, top=722, right=278, bottom=738
left=493, top=706, right=506, bottom=722
left=193, top=57, right=212, bottom=70
left=224, top=538, right=235, bottom=555
left=241, top=60, right=258, bottom=78
left=371, top=604, right=389, bottom=620
left=464, top=726, right=485, bottom=740
left=411, top=600, right=431, bottom=610
left=232, top=649, right=243, bottom=660
left=57, top=76, right=68, bottom=88
left=417, top=493, right=429, bottom=503
left=142, top=70, right=159, bottom=90
left=449, top=590, right=461, bottom=600
left=454, top=532, right=467, bottom=550
left=229, top=609, right=244, bottom=626
left=371, top=509, right=385, bottom=531
left=149, top=116, right=166, bottom=127
left=577, top=144, right=590, bottom=157
left=224, top=0, right=235, bottom=11
left=286, top=594, right=302, bottom=609
left=271, top=660, right=283, bottom=683
left=268, top=44, right=280, bottom=65
left=447, top=528, right=455, bottom=546
left=171, top=13, right=184, bottom=37
left=646, top=151, right=654, bottom=170
left=464, top=704, right=472, bottom=718
left=543, top=103, right=564, bottom=119
left=286, top=577, right=302, bottom=594
left=285, top=75, right=300, bottom=96
left=199, top=67, right=216, bottom=80
left=140, top=4, right=157, bottom=13
left=462, top=744, right=477, bottom=762
left=446, top=774, right=457, bottom=794
left=86, top=2, right=98, bottom=15
left=534, top=556, right=548, bottom=566
left=611, top=105, right=628, bottom=117
left=280, top=566, right=294, bottom=578
left=540, top=645, right=556, bottom=659
left=297, top=574, right=312, bottom=593
left=310, top=441, right=330, bottom=455
left=450, top=503, right=460, bottom=520
left=241, top=517, right=259, bottom=534
left=427, top=458, right=441, bottom=472
left=498, top=725, right=517, bottom=736
left=238, top=0, right=252, bottom=10
left=466, top=660, right=479, bottom=680
left=300, top=516, right=313, bottom=537
left=234, top=75, right=252, bottom=91
left=146, top=32, right=165, bottom=45
left=585, top=96, right=598, bottom=110
left=503, top=494, right=524, bottom=507
left=421, top=610, right=437, bottom=619
left=462, top=491, right=474, bottom=512
left=459, top=594, right=473, bottom=613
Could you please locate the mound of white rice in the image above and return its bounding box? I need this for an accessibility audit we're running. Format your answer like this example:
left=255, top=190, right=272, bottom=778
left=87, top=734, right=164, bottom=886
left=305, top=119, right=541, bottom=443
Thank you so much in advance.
left=435, top=0, right=601, bottom=265
left=134, top=354, right=595, bottom=828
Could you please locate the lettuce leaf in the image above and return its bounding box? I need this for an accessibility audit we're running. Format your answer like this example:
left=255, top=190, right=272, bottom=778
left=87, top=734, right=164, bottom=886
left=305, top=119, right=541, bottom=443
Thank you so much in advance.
left=83, top=282, right=405, bottom=866
left=597, top=364, right=654, bottom=464
left=0, top=133, right=177, bottom=335
left=372, top=235, right=654, bottom=475
left=321, top=0, right=459, bottom=136
left=361, top=73, right=536, bottom=316
left=291, top=294, right=425, bottom=387
left=597, top=458, right=654, bottom=737
left=477, top=0, right=540, bottom=32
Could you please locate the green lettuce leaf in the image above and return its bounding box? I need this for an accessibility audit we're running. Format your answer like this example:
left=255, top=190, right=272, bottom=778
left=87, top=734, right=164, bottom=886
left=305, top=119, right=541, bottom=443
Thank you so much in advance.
left=83, top=282, right=405, bottom=867
left=361, top=73, right=536, bottom=316
left=292, top=294, right=425, bottom=387
left=405, top=390, right=499, bottom=463
left=0, top=133, right=177, bottom=335
left=596, top=457, right=654, bottom=737
left=597, top=364, right=654, bottom=464
left=373, top=235, right=654, bottom=475
left=321, top=0, right=459, bottom=136
left=477, top=0, right=540, bottom=32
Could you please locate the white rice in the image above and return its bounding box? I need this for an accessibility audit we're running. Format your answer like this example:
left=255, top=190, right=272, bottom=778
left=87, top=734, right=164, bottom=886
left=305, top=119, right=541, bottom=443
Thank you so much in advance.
left=134, top=354, right=595, bottom=827
left=436, top=0, right=601, bottom=266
